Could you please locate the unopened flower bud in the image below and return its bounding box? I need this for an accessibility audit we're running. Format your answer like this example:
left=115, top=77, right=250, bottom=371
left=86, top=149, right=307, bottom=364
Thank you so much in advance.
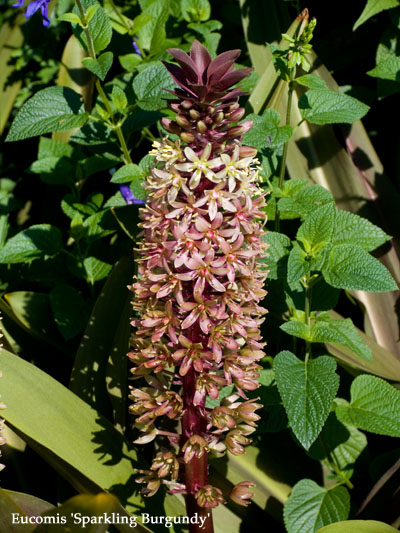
left=196, top=120, right=208, bottom=133
left=239, top=145, right=258, bottom=158
left=180, top=132, right=195, bottom=143
left=228, top=102, right=240, bottom=112
left=170, top=103, right=180, bottom=113
left=211, top=406, right=236, bottom=429
left=227, top=121, right=253, bottom=138
left=176, top=114, right=191, bottom=128
left=228, top=107, right=245, bottom=122
left=213, top=111, right=224, bottom=124
left=229, top=481, right=255, bottom=507
left=181, top=100, right=193, bottom=109
left=189, top=108, right=201, bottom=120
left=195, top=485, right=225, bottom=508
left=161, top=117, right=181, bottom=134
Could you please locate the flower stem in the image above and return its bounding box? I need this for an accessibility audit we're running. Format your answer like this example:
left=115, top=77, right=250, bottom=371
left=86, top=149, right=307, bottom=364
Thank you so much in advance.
left=275, top=69, right=296, bottom=232
left=182, top=368, right=214, bottom=533
left=75, top=0, right=133, bottom=164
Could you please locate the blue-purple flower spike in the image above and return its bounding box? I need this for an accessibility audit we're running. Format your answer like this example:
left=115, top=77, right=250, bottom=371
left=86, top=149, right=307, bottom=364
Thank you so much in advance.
left=119, top=184, right=145, bottom=205
left=13, top=0, right=51, bottom=26
left=132, top=40, right=142, bottom=56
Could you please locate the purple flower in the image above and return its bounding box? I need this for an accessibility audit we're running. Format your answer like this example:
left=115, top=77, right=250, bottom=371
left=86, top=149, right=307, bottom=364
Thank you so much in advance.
left=132, top=40, right=142, bottom=56
left=13, top=0, right=51, bottom=26
left=119, top=184, right=145, bottom=205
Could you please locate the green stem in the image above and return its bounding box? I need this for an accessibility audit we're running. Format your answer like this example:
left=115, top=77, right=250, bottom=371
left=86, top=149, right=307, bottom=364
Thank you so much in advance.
left=274, top=69, right=296, bottom=232
left=75, top=0, right=133, bottom=164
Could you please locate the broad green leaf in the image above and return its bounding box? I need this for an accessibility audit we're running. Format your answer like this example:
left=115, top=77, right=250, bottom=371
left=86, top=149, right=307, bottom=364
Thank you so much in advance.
left=0, top=489, right=36, bottom=532
left=35, top=493, right=123, bottom=533
left=6, top=87, right=89, bottom=142
left=0, top=224, right=63, bottom=264
left=58, top=12, right=83, bottom=24
left=318, top=520, right=399, bottom=533
left=322, top=244, right=398, bottom=292
left=298, top=89, right=369, bottom=125
left=280, top=320, right=311, bottom=341
left=297, top=204, right=335, bottom=254
left=308, top=412, right=367, bottom=479
left=262, top=231, right=291, bottom=279
left=71, top=256, right=134, bottom=421
left=38, top=136, right=75, bottom=159
left=278, top=184, right=334, bottom=219
left=253, top=369, right=287, bottom=433
left=0, top=349, right=143, bottom=509
left=82, top=52, right=113, bottom=81
left=274, top=351, right=339, bottom=449
left=137, top=0, right=169, bottom=54
left=49, top=284, right=89, bottom=340
left=133, top=64, right=176, bottom=110
left=284, top=479, right=350, bottom=533
left=181, top=0, right=211, bottom=22
left=367, top=55, right=400, bottom=81
left=242, top=109, right=293, bottom=150
left=84, top=256, right=113, bottom=284
left=296, top=74, right=328, bottom=90
left=2, top=489, right=54, bottom=518
left=332, top=210, right=390, bottom=251
left=311, top=315, right=372, bottom=361
left=111, top=164, right=145, bottom=184
left=353, top=0, right=400, bottom=30
left=119, top=53, right=143, bottom=72
left=111, top=85, right=128, bottom=111
left=335, top=375, right=400, bottom=437
left=287, top=242, right=310, bottom=284
left=73, top=0, right=112, bottom=54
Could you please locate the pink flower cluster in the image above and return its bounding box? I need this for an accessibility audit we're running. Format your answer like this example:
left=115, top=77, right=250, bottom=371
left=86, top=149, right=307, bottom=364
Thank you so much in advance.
left=128, top=40, right=268, bottom=509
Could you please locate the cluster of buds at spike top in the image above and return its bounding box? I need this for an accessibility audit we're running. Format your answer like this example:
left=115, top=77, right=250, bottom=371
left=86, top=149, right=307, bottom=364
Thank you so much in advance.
left=128, top=40, right=268, bottom=510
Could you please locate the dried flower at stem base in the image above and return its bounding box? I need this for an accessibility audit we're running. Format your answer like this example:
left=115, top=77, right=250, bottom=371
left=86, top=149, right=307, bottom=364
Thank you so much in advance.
left=128, top=40, right=268, bottom=527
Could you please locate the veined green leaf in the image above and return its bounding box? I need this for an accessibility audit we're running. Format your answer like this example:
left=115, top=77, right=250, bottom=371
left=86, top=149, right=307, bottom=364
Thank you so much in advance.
left=367, top=55, right=400, bottom=81
left=242, top=109, right=293, bottom=150
left=0, top=225, right=63, bottom=264
left=284, top=480, right=350, bottom=533
left=312, top=315, right=372, bottom=361
left=6, top=87, right=89, bottom=142
left=298, top=89, right=369, bottom=125
left=332, top=210, right=391, bottom=251
left=262, top=231, right=291, bottom=279
left=318, top=520, right=399, bottom=533
left=181, top=0, right=211, bottom=22
left=73, top=0, right=112, bottom=54
left=111, top=164, right=145, bottom=184
left=82, top=52, right=113, bottom=81
left=274, top=351, right=339, bottom=449
left=353, top=0, right=400, bottom=30
left=133, top=64, right=176, bottom=110
left=308, top=412, right=367, bottom=479
left=297, top=203, right=336, bottom=254
left=335, top=375, right=400, bottom=437
left=322, top=244, right=398, bottom=292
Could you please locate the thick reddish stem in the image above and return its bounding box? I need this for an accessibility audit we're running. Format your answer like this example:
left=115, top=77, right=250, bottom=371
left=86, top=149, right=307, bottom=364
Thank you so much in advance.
left=182, top=368, right=214, bottom=533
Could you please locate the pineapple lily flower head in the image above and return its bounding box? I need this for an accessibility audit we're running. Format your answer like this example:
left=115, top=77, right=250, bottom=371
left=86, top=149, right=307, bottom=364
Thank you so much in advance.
left=129, top=39, right=268, bottom=517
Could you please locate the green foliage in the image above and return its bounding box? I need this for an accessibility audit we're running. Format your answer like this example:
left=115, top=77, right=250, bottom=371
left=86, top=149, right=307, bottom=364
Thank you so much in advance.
left=318, top=521, right=400, bottom=533
left=0, top=224, right=63, bottom=263
left=322, top=244, right=397, bottom=292
left=82, top=52, right=113, bottom=81
left=133, top=64, right=176, bottom=110
left=5, top=87, right=89, bottom=141
left=335, top=376, right=400, bottom=437
left=353, top=0, right=400, bottom=30
left=73, top=0, right=112, bottom=54
left=181, top=0, right=211, bottom=22
left=49, top=284, right=89, bottom=340
left=274, top=351, right=340, bottom=449
left=284, top=479, right=350, bottom=533
left=242, top=109, right=293, bottom=150
left=298, top=89, right=370, bottom=125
